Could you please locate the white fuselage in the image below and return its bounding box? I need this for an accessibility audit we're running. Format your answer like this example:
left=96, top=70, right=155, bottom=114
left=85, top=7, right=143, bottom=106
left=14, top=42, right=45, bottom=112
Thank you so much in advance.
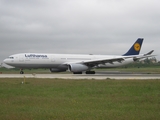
left=3, top=38, right=153, bottom=74
left=3, top=53, right=134, bottom=69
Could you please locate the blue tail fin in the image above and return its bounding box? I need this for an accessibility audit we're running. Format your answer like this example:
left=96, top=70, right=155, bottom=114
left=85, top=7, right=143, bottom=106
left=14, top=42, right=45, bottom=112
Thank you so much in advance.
left=123, top=38, right=143, bottom=56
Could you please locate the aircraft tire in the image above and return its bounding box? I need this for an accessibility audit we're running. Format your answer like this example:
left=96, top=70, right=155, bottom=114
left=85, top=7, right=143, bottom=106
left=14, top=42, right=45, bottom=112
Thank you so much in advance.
left=86, top=71, right=95, bottom=74
left=20, top=71, right=24, bottom=74
left=73, top=72, right=82, bottom=74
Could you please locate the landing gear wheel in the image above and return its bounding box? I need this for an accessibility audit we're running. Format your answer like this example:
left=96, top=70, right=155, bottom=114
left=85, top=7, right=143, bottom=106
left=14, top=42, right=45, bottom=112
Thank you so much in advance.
left=86, top=71, right=95, bottom=74
left=73, top=72, right=82, bottom=74
left=20, top=71, right=24, bottom=74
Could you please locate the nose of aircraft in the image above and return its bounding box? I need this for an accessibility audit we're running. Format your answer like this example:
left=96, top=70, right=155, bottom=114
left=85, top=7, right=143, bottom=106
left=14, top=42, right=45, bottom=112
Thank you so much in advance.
left=3, top=59, right=6, bottom=63
left=3, top=59, right=8, bottom=64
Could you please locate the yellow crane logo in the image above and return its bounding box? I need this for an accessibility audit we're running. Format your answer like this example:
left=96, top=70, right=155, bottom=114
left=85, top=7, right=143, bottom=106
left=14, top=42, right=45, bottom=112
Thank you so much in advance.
left=134, top=43, right=141, bottom=51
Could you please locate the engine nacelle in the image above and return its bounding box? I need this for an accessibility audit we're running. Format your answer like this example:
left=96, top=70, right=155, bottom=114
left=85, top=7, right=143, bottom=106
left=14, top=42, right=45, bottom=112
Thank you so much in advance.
left=50, top=68, right=67, bottom=72
left=69, top=63, right=89, bottom=72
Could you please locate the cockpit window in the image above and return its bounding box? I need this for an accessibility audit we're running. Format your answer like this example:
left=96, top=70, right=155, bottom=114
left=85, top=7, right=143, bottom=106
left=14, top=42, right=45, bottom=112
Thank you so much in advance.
left=8, top=57, right=14, bottom=59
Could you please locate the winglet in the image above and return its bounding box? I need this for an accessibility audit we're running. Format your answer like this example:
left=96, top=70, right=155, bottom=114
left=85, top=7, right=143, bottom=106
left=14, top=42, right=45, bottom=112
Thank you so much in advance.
left=123, top=38, right=143, bottom=56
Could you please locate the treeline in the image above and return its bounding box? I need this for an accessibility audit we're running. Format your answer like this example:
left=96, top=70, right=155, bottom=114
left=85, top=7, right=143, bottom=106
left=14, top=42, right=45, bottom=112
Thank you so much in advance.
left=124, top=57, right=160, bottom=68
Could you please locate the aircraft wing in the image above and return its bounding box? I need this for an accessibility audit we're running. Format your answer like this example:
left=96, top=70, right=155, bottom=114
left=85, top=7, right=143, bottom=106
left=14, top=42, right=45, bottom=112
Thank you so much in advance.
left=64, top=57, right=125, bottom=67
left=80, top=57, right=125, bottom=67
left=65, top=50, right=155, bottom=67
left=65, top=56, right=127, bottom=67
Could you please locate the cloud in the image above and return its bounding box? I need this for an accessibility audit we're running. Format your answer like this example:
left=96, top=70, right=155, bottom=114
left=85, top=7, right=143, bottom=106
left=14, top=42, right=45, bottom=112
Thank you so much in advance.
left=0, top=0, right=160, bottom=62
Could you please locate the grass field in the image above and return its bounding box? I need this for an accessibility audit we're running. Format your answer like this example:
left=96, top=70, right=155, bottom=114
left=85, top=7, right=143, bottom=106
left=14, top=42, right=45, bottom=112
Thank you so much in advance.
left=0, top=78, right=159, bottom=120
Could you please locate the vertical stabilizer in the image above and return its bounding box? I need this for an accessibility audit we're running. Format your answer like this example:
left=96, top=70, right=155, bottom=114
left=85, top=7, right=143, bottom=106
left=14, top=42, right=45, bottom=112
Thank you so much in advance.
left=123, top=38, right=143, bottom=56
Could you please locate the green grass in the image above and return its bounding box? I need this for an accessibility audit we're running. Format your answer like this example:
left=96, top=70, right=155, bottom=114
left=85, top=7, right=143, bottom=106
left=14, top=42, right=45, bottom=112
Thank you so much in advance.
left=0, top=78, right=160, bottom=120
left=1, top=66, right=160, bottom=74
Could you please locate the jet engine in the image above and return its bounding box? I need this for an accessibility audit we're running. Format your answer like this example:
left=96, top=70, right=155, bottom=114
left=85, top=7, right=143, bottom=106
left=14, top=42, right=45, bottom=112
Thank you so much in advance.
left=68, top=63, right=89, bottom=73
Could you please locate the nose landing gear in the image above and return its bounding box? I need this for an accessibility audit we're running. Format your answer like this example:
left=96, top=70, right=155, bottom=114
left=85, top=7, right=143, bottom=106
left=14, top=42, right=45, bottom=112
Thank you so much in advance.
left=20, top=69, right=24, bottom=74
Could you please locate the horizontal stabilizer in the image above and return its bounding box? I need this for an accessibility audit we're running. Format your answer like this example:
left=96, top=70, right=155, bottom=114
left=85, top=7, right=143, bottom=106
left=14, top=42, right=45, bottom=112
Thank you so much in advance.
left=144, top=50, right=154, bottom=56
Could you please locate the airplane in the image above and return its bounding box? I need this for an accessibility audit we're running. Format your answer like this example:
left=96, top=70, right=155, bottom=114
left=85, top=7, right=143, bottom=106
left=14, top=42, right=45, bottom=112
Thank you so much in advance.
left=3, top=38, right=155, bottom=74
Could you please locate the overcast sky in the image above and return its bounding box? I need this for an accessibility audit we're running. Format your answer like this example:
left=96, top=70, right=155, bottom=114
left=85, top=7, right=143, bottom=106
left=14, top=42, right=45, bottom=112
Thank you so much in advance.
left=0, top=0, right=160, bottom=63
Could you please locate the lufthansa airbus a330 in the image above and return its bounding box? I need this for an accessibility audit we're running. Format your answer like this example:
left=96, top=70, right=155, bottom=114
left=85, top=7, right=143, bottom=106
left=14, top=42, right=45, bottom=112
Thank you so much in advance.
left=3, top=38, right=154, bottom=74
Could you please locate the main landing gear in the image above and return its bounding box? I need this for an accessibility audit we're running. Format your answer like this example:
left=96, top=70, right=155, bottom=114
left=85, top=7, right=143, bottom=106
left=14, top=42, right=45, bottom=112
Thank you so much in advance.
left=73, top=72, right=83, bottom=74
left=86, top=71, right=95, bottom=74
left=73, top=71, right=95, bottom=74
left=20, top=69, right=24, bottom=74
